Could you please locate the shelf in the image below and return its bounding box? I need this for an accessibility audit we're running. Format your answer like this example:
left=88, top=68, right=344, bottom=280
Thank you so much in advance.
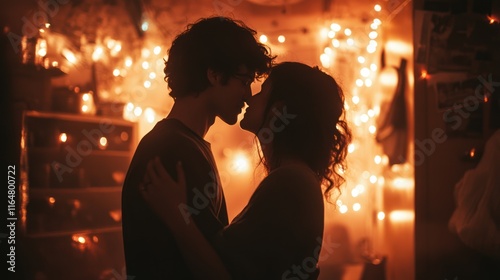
left=29, top=186, right=122, bottom=195
left=22, top=226, right=122, bottom=239
left=28, top=147, right=132, bottom=157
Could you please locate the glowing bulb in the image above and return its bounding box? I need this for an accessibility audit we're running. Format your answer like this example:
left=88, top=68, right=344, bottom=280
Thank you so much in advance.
left=370, top=175, right=378, bottom=184
left=59, top=133, right=67, bottom=143
left=62, top=48, right=77, bottom=64
left=81, top=105, right=88, bottom=112
left=339, top=205, right=348, bottom=213
left=353, top=203, right=361, bottom=211
left=144, top=107, right=156, bottom=123
left=113, top=69, right=120, bottom=77
left=369, top=31, right=378, bottom=39
left=133, top=106, right=143, bottom=117
left=360, top=114, right=369, bottom=123
left=153, top=46, right=162, bottom=55
left=348, top=143, right=355, bottom=153
left=330, top=23, right=341, bottom=32
left=352, top=95, right=360, bottom=104
left=355, top=79, right=364, bottom=87
left=48, top=197, right=56, bottom=204
left=369, top=125, right=377, bottom=134
left=125, top=102, right=134, bottom=111
left=351, top=188, right=360, bottom=197
left=332, top=39, right=340, bottom=48
left=374, top=155, right=382, bottom=164
left=259, top=34, right=268, bottom=43
left=141, top=21, right=149, bottom=31
left=344, top=28, right=352, bottom=36
left=336, top=200, right=343, bottom=207
left=360, top=68, right=370, bottom=77
left=355, top=184, right=365, bottom=193
left=99, top=137, right=108, bottom=148
left=358, top=56, right=365, bottom=63
left=365, top=79, right=373, bottom=87
left=82, top=93, right=90, bottom=102
left=373, top=18, right=381, bottom=25
left=371, top=23, right=379, bottom=30
left=144, top=80, right=151, bottom=88
left=324, top=47, right=332, bottom=55
left=278, top=35, right=285, bottom=43
left=370, top=63, right=378, bottom=71
left=125, top=57, right=133, bottom=67
left=346, top=38, right=354, bottom=46
left=92, top=46, right=103, bottom=61
left=320, top=53, right=331, bottom=68
left=367, top=45, right=376, bottom=53
left=377, top=211, right=385, bottom=220
left=374, top=4, right=381, bottom=11
left=142, top=61, right=150, bottom=70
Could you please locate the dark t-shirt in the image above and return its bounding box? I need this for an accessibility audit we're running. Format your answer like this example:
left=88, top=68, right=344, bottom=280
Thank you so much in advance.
left=214, top=165, right=325, bottom=280
left=121, top=118, right=229, bottom=279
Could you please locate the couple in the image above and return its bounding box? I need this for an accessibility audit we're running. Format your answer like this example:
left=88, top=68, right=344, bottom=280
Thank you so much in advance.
left=121, top=16, right=351, bottom=279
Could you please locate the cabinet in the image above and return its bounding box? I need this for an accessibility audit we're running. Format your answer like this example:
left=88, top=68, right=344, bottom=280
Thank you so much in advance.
left=18, top=110, right=137, bottom=280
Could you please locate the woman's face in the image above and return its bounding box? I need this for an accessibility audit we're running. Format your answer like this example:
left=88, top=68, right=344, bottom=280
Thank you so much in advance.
left=239, top=78, right=272, bottom=135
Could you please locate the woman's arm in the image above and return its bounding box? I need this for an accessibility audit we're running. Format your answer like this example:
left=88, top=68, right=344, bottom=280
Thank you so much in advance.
left=140, top=157, right=232, bottom=280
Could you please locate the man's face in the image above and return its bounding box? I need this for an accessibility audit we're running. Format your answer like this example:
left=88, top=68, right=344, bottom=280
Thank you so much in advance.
left=211, top=66, right=254, bottom=125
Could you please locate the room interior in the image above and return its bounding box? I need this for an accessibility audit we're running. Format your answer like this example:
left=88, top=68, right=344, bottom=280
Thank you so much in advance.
left=2, top=0, right=499, bottom=279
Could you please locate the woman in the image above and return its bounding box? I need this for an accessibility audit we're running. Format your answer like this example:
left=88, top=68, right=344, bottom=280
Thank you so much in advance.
left=140, top=62, right=351, bottom=279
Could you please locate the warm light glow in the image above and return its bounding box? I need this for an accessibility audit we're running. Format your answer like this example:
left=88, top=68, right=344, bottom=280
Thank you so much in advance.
left=352, top=95, right=360, bottom=104
left=113, top=69, right=120, bottom=77
left=320, top=53, right=331, bottom=68
left=149, top=72, right=157, bottom=79
left=133, top=106, right=143, bottom=117
left=92, top=46, right=104, bottom=61
left=328, top=31, right=336, bottom=38
left=320, top=28, right=329, bottom=39
left=348, top=143, right=355, bottom=153
left=353, top=203, right=361, bottom=211
left=371, top=23, right=379, bottom=30
left=153, top=46, right=162, bottom=55
left=369, top=31, right=378, bottom=39
left=339, top=205, right=348, bottom=213
left=278, top=35, right=286, bottom=43
left=62, top=48, right=77, bottom=64
left=385, top=40, right=412, bottom=55
left=377, top=211, right=386, bottom=220
left=37, top=39, right=47, bottom=57
left=99, top=137, right=108, bottom=148
left=144, top=80, right=151, bottom=88
left=374, top=155, right=382, bottom=164
left=370, top=63, right=377, bottom=71
left=48, top=197, right=56, bottom=204
left=125, top=57, right=133, bottom=67
left=360, top=67, right=370, bottom=77
left=392, top=177, right=414, bottom=189
left=259, top=34, right=268, bottom=43
left=420, top=70, right=428, bottom=79
left=358, top=56, right=365, bottom=63
left=324, top=47, right=332, bottom=55
left=355, top=79, right=364, bottom=87
left=330, top=23, right=341, bottom=32
left=365, top=79, right=373, bottom=87
left=389, top=210, right=414, bottom=222
left=231, top=153, right=250, bottom=173
left=142, top=61, right=150, bottom=70
left=346, top=38, right=354, bottom=46
left=59, top=133, right=68, bottom=143
left=141, top=21, right=149, bottom=31
left=332, top=39, right=340, bottom=48
left=82, top=93, right=90, bottom=102
left=369, top=175, right=378, bottom=184
left=369, top=125, right=377, bottom=134
left=344, top=28, right=352, bottom=36
left=373, top=18, right=381, bottom=25
left=81, top=105, right=89, bottom=112
left=367, top=45, right=376, bottom=53
left=374, top=4, right=382, bottom=11
left=351, top=188, right=360, bottom=197
left=487, top=16, right=497, bottom=24
left=144, top=107, right=156, bottom=123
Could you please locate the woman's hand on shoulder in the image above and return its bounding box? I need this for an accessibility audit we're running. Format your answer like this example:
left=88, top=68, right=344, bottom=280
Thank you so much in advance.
left=139, top=157, right=189, bottom=227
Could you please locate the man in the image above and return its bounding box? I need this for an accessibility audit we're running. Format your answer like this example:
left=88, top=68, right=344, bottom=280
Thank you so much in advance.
left=121, top=16, right=275, bottom=279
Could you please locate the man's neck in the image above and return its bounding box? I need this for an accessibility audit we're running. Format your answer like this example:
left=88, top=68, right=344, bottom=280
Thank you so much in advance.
left=167, top=96, right=215, bottom=138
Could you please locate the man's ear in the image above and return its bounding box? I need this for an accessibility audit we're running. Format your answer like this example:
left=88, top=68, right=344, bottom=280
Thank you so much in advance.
left=207, top=69, right=220, bottom=86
